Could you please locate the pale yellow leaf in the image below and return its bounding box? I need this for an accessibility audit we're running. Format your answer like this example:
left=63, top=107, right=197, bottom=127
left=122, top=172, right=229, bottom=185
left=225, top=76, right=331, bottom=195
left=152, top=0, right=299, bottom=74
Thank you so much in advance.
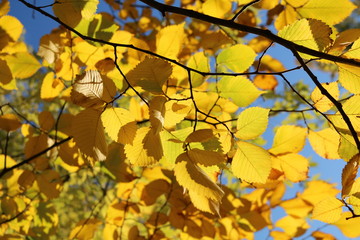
left=187, top=51, right=210, bottom=87
left=156, top=23, right=185, bottom=60
left=341, top=154, right=360, bottom=198
left=217, top=44, right=257, bottom=73
left=187, top=148, right=226, bottom=167
left=310, top=82, right=339, bottom=112
left=40, top=72, right=65, bottom=101
left=231, top=141, right=271, bottom=183
left=188, top=190, right=221, bottom=216
left=101, top=107, right=137, bottom=145
left=308, top=128, right=340, bottom=159
left=5, top=52, right=41, bottom=79
left=278, top=18, right=332, bottom=55
left=149, top=96, right=167, bottom=135
left=280, top=198, right=313, bottom=218
left=269, top=125, right=307, bottom=155
left=218, top=76, right=264, bottom=107
left=300, top=180, right=339, bottom=205
left=298, top=0, right=356, bottom=25
left=72, top=108, right=107, bottom=161
left=286, top=0, right=309, bottom=8
left=126, top=57, right=172, bottom=94
left=71, top=70, right=116, bottom=108
left=344, top=38, right=360, bottom=60
left=174, top=152, right=224, bottom=201
left=337, top=63, right=360, bottom=94
left=74, top=41, right=105, bottom=68
left=275, top=215, right=310, bottom=237
left=163, top=99, right=192, bottom=129
left=312, top=197, right=343, bottom=223
left=124, top=127, right=163, bottom=166
left=236, top=107, right=269, bottom=140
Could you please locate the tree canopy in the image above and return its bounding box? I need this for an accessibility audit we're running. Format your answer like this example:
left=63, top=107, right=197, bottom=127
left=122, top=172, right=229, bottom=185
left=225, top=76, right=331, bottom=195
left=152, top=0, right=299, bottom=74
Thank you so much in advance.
left=2, top=0, right=360, bottom=239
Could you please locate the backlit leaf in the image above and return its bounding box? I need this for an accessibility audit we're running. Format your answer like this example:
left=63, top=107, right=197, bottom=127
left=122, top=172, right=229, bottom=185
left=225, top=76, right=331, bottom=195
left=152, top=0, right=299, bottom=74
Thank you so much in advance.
left=310, top=82, right=339, bottom=112
left=5, top=52, right=41, bottom=79
left=217, top=44, right=257, bottom=73
left=231, top=141, right=271, bottom=183
left=71, top=70, right=116, bottom=108
left=149, top=96, right=167, bottom=135
left=218, top=76, right=264, bottom=107
left=156, top=23, right=185, bottom=60
left=174, top=152, right=224, bottom=201
left=124, top=127, right=163, bottom=166
left=0, top=59, right=12, bottom=85
left=187, top=148, right=226, bottom=167
left=101, top=107, right=137, bottom=145
left=40, top=72, right=65, bottom=101
left=72, top=108, right=107, bottom=161
left=308, top=128, right=340, bottom=159
left=187, top=51, right=210, bottom=87
left=312, top=197, right=343, bottom=223
left=300, top=180, right=339, bottom=205
left=0, top=15, right=23, bottom=49
left=341, top=154, right=360, bottom=198
left=278, top=19, right=332, bottom=56
left=185, top=129, right=214, bottom=143
left=297, top=0, right=356, bottom=25
left=273, top=153, right=309, bottom=182
left=236, top=107, right=269, bottom=140
left=269, top=125, right=307, bottom=155
left=334, top=212, right=360, bottom=238
left=202, top=0, right=232, bottom=18
left=337, top=63, right=360, bottom=94
left=126, top=57, right=172, bottom=94
left=69, top=218, right=102, bottom=240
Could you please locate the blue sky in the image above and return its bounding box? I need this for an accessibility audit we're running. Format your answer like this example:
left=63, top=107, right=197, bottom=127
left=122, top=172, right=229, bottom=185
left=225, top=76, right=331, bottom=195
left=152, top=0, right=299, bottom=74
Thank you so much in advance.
left=9, top=0, right=355, bottom=239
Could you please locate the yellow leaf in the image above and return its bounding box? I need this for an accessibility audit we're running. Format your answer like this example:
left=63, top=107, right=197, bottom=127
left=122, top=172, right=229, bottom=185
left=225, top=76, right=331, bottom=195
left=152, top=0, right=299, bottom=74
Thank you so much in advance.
left=274, top=153, right=309, bottom=182
left=163, top=99, right=192, bottom=129
left=337, top=63, right=360, bottom=94
left=343, top=38, right=360, bottom=60
left=0, top=15, right=23, bottom=49
left=0, top=113, right=21, bottom=132
left=278, top=18, right=332, bottom=55
left=269, top=125, right=307, bottom=155
left=202, top=0, right=232, bottom=18
left=297, top=0, right=356, bottom=25
left=253, top=74, right=278, bottom=91
left=69, top=218, right=102, bottom=240
left=0, top=58, right=12, bottom=85
left=40, top=72, right=65, bottom=101
left=187, top=148, right=226, bottom=167
left=101, top=107, right=137, bottom=145
left=0, top=0, right=10, bottom=17
left=275, top=4, right=298, bottom=31
left=334, top=212, right=360, bottom=238
left=280, top=198, right=313, bottom=218
left=174, top=152, right=224, bottom=201
left=124, top=127, right=163, bottom=166
left=341, top=153, right=360, bottom=198
left=188, top=190, right=221, bottom=216
left=258, top=55, right=286, bottom=72
left=185, top=129, right=214, bottom=143
left=156, top=23, right=185, bottom=59
left=275, top=215, right=309, bottom=237
left=300, top=180, right=339, bottom=205
left=236, top=107, right=269, bottom=140
left=311, top=82, right=339, bottom=112
left=311, top=231, right=336, bottom=240
left=218, top=76, right=264, bottom=107
left=312, top=197, right=343, bottom=223
left=126, top=57, right=172, bottom=94
left=328, top=95, right=360, bottom=133
left=187, top=51, right=210, bottom=87
left=217, top=44, right=257, bottom=73
left=53, top=0, right=99, bottom=28
left=231, top=141, right=271, bottom=183
left=149, top=96, right=167, bottom=134
left=74, top=41, right=105, bottom=67
left=71, top=70, right=116, bottom=108
left=339, top=133, right=358, bottom=161
left=5, top=52, right=41, bottom=79
left=72, top=108, right=107, bottom=161
left=308, top=128, right=340, bottom=159
left=286, top=0, right=309, bottom=8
